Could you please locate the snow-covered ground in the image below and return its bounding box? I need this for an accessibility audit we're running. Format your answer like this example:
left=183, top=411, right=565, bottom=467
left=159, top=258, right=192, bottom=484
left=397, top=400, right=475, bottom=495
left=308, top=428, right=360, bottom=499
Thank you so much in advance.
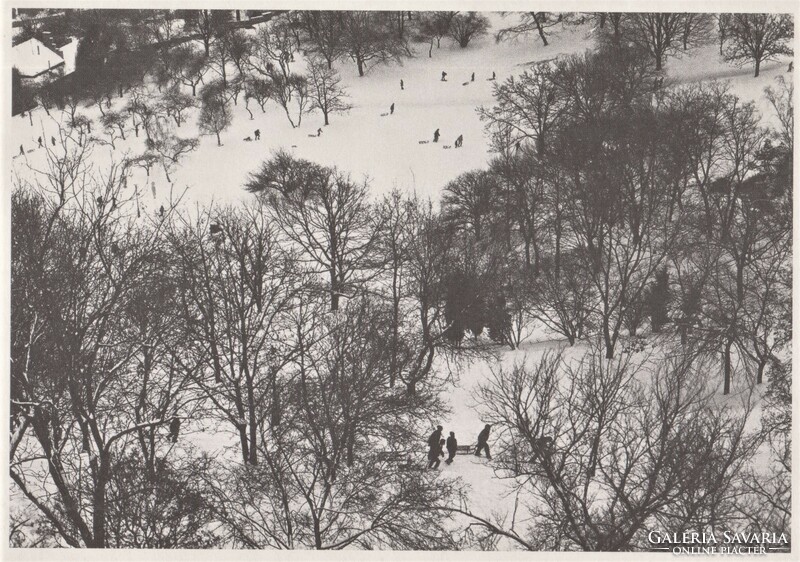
left=11, top=14, right=789, bottom=212
left=9, top=13, right=788, bottom=546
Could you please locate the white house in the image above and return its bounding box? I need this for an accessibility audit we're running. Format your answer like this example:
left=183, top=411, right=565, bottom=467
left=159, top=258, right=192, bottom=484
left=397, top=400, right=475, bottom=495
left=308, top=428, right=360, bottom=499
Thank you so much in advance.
left=12, top=37, right=64, bottom=80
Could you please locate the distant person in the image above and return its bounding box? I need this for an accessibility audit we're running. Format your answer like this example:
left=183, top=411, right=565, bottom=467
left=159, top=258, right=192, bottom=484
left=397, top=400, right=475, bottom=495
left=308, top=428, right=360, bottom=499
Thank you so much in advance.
left=254, top=129, right=261, bottom=140
left=159, top=205, right=165, bottom=218
left=471, top=72, right=475, bottom=82
left=37, top=136, right=42, bottom=148
left=433, top=128, right=440, bottom=143
left=441, top=71, right=447, bottom=81
left=390, top=102, right=395, bottom=115
left=492, top=71, right=496, bottom=80
left=317, top=128, right=322, bottom=137
left=428, top=438, right=445, bottom=469
left=51, top=136, right=56, bottom=146
left=400, top=79, right=404, bottom=90
left=445, top=432, right=458, bottom=464
left=454, top=134, right=463, bottom=148
left=474, top=424, right=492, bottom=460
left=134, top=124, right=139, bottom=137
left=19, top=144, right=24, bottom=156
left=789, top=61, right=794, bottom=72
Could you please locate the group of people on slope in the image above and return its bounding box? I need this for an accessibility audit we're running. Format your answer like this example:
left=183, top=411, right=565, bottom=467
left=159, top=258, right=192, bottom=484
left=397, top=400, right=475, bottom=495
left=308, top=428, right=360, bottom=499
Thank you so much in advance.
left=426, top=423, right=492, bottom=469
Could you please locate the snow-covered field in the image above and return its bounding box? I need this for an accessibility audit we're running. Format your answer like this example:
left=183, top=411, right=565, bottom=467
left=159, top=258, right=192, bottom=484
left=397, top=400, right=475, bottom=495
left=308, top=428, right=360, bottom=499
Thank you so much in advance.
left=11, top=14, right=789, bottom=212
left=9, top=13, right=789, bottom=544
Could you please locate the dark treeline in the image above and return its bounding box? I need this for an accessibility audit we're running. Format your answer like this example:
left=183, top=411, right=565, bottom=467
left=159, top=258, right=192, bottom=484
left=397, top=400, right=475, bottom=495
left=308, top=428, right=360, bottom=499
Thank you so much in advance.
left=9, top=12, right=792, bottom=550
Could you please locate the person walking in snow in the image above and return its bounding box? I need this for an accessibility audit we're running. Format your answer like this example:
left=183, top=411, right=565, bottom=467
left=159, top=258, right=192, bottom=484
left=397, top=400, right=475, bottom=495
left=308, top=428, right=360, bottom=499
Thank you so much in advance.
left=491, top=71, right=496, bottom=80
left=474, top=424, right=492, bottom=460
left=454, top=134, right=463, bottom=148
left=445, top=432, right=458, bottom=464
left=19, top=144, right=24, bottom=156
left=37, top=136, right=43, bottom=148
left=254, top=129, right=261, bottom=140
left=471, top=72, right=475, bottom=82
left=390, top=102, right=395, bottom=115
left=317, top=128, right=322, bottom=137
left=428, top=425, right=443, bottom=450
left=428, top=438, right=445, bottom=469
left=400, top=79, right=404, bottom=90
left=433, top=128, right=440, bottom=143
left=51, top=136, right=56, bottom=146
left=441, top=71, right=447, bottom=81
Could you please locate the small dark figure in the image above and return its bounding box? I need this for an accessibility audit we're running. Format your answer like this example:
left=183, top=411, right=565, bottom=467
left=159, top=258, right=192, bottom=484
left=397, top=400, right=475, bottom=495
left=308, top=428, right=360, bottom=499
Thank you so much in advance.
left=37, top=136, right=43, bottom=148
left=475, top=424, right=492, bottom=460
left=254, top=129, right=261, bottom=140
left=244, top=136, right=253, bottom=141
left=134, top=124, right=139, bottom=137
left=168, top=417, right=181, bottom=443
left=441, top=71, right=447, bottom=81
left=19, top=144, right=24, bottom=156
left=428, top=438, right=445, bottom=469
left=454, top=134, right=463, bottom=148
left=789, top=61, right=794, bottom=72
left=111, top=242, right=121, bottom=256
left=433, top=128, right=440, bottom=143
left=390, top=102, right=395, bottom=115
left=515, top=141, right=521, bottom=152
left=51, top=136, right=56, bottom=146
left=210, top=223, right=223, bottom=235
left=96, top=196, right=104, bottom=207
left=317, top=128, right=322, bottom=137
left=471, top=72, right=475, bottom=82
left=400, top=79, right=404, bottom=90
left=445, top=432, right=458, bottom=464
left=492, top=71, right=496, bottom=80
left=159, top=205, right=165, bottom=217
left=87, top=121, right=91, bottom=134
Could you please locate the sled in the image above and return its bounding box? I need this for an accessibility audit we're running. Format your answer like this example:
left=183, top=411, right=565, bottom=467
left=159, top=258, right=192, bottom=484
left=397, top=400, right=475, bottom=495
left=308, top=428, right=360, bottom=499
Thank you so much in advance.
left=456, top=445, right=473, bottom=455
left=443, top=145, right=452, bottom=149
left=418, top=140, right=430, bottom=144
left=462, top=82, right=469, bottom=86
left=380, top=112, right=389, bottom=117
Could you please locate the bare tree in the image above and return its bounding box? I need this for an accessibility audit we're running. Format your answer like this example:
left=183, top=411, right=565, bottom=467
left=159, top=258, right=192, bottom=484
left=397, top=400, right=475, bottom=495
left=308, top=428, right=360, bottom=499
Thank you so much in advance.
left=168, top=203, right=304, bottom=465
left=496, top=12, right=569, bottom=47
left=307, top=58, right=352, bottom=126
left=626, top=13, right=688, bottom=70
left=448, top=12, right=490, bottom=48
left=341, top=11, right=409, bottom=77
left=723, top=13, right=794, bottom=77
left=298, top=11, right=346, bottom=69
left=462, top=348, right=759, bottom=550
left=198, top=81, right=232, bottom=146
left=246, top=152, right=381, bottom=312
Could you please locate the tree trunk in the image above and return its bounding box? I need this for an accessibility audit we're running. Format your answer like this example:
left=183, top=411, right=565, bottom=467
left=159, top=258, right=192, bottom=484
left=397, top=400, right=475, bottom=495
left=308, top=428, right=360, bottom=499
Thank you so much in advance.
left=324, top=110, right=329, bottom=125
left=357, top=56, right=365, bottom=77
left=238, top=424, right=250, bottom=463
left=91, top=453, right=111, bottom=548
left=754, top=58, right=761, bottom=77
left=216, top=131, right=221, bottom=146
left=533, top=13, right=549, bottom=46
left=723, top=339, right=733, bottom=395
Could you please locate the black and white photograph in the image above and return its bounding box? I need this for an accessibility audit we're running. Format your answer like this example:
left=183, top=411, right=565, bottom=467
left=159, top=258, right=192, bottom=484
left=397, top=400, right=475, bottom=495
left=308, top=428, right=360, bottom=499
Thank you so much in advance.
left=5, top=2, right=795, bottom=555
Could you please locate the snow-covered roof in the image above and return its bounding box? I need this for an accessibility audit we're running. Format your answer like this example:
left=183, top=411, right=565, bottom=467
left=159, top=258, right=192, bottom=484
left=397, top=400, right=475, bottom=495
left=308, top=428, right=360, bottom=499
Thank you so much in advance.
left=12, top=37, right=64, bottom=78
